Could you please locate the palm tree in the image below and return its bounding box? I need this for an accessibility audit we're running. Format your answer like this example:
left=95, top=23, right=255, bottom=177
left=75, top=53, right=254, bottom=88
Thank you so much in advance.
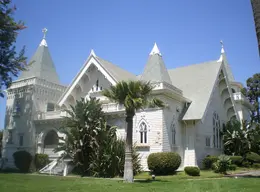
left=102, top=80, right=164, bottom=183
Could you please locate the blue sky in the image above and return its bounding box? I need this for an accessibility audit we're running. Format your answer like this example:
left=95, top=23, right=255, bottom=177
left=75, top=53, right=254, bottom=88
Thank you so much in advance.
left=0, top=0, right=259, bottom=128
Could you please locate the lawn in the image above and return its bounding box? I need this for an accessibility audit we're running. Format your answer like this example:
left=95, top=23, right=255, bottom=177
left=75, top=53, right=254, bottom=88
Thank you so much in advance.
left=0, top=172, right=260, bottom=192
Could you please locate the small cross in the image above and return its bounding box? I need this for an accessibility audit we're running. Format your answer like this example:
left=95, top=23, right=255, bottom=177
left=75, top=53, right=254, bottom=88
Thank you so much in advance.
left=42, top=28, right=48, bottom=39
left=220, top=40, right=224, bottom=48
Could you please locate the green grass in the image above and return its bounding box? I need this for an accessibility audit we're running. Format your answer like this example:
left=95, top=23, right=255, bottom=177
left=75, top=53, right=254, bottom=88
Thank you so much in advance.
left=0, top=173, right=260, bottom=192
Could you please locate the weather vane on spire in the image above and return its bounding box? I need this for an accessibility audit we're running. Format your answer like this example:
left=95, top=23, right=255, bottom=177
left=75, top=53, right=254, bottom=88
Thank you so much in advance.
left=42, top=28, right=48, bottom=39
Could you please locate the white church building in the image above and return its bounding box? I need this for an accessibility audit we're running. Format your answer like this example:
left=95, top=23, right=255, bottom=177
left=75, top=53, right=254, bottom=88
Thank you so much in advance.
left=1, top=29, right=253, bottom=172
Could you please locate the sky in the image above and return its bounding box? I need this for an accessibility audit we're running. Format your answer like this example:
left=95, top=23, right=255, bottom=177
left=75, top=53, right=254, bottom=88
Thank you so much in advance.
left=0, top=0, right=259, bottom=129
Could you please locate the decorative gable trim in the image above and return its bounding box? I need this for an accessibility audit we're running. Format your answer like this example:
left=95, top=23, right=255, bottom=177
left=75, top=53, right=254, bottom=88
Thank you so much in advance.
left=58, top=54, right=117, bottom=106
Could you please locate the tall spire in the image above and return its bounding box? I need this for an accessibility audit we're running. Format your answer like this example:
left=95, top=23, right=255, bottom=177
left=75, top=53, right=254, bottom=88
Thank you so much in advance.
left=140, top=43, right=172, bottom=84
left=217, top=40, right=235, bottom=81
left=18, top=28, right=60, bottom=83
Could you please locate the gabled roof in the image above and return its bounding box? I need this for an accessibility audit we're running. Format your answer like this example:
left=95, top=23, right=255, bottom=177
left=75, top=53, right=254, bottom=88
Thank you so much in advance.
left=96, top=56, right=137, bottom=82
left=168, top=60, right=222, bottom=120
left=18, top=38, right=60, bottom=84
left=140, top=43, right=172, bottom=84
left=57, top=51, right=137, bottom=106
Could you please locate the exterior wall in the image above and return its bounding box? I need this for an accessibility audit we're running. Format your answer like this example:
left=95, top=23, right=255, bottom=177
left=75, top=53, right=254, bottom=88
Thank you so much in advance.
left=2, top=78, right=65, bottom=168
left=195, top=81, right=227, bottom=167
left=161, top=96, right=186, bottom=169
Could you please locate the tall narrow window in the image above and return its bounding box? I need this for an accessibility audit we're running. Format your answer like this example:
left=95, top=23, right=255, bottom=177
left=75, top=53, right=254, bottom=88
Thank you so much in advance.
left=7, top=130, right=13, bottom=144
left=172, top=128, right=176, bottom=145
left=139, top=122, right=147, bottom=143
left=19, top=134, right=24, bottom=146
left=213, top=112, right=221, bottom=148
left=206, top=137, right=211, bottom=147
left=96, top=80, right=99, bottom=91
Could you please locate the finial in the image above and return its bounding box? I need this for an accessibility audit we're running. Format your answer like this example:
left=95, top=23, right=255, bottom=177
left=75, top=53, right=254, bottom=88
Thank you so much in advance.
left=42, top=28, right=48, bottom=39
left=150, top=42, right=161, bottom=56
left=220, top=40, right=225, bottom=54
left=90, top=49, right=96, bottom=57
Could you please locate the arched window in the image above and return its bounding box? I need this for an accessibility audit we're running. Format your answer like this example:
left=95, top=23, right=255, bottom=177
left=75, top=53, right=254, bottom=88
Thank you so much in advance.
left=213, top=112, right=221, bottom=148
left=139, top=122, right=147, bottom=143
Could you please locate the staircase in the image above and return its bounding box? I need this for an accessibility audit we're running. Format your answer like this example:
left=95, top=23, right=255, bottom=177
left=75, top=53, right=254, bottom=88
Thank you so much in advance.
left=39, top=159, right=74, bottom=176
left=184, top=149, right=196, bottom=167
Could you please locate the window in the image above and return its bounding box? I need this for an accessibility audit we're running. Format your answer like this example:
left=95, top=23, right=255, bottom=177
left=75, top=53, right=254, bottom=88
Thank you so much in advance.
left=139, top=122, right=147, bottom=143
left=206, top=137, right=210, bottom=147
left=96, top=80, right=99, bottom=91
left=213, top=112, right=221, bottom=148
left=7, top=130, right=13, bottom=144
left=172, top=128, right=176, bottom=145
left=46, top=103, right=55, bottom=112
left=19, top=134, right=24, bottom=146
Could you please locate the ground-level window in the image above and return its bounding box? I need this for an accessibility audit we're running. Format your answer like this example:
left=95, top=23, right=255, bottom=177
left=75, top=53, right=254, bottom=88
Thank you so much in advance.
left=206, top=137, right=210, bottom=147
left=139, top=122, right=147, bottom=143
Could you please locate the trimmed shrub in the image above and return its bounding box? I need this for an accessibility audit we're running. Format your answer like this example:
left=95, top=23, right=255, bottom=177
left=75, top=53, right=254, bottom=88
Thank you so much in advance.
left=202, top=155, right=218, bottom=170
left=13, top=150, right=32, bottom=173
left=229, top=164, right=237, bottom=171
left=242, top=161, right=251, bottom=168
left=35, top=154, right=50, bottom=171
left=230, top=156, right=243, bottom=166
left=246, top=152, right=260, bottom=164
left=184, top=166, right=200, bottom=176
left=147, top=152, right=181, bottom=175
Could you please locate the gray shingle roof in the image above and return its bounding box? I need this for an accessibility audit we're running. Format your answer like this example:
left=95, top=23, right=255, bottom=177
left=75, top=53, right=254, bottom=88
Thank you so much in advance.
left=18, top=41, right=60, bottom=84
left=168, top=60, right=222, bottom=120
left=140, top=53, right=172, bottom=84
left=96, top=56, right=137, bottom=82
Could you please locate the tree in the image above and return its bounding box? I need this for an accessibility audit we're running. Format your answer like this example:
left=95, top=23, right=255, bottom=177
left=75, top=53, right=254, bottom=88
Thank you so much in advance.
left=0, top=0, right=27, bottom=97
left=223, top=120, right=251, bottom=156
left=102, top=80, right=164, bottom=183
left=55, top=98, right=105, bottom=176
left=242, top=73, right=260, bottom=123
left=0, top=130, right=3, bottom=158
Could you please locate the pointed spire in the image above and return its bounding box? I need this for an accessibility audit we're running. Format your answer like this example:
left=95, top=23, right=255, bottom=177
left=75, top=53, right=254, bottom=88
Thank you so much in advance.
left=217, top=40, right=235, bottom=81
left=90, top=49, right=96, bottom=57
left=39, top=28, right=48, bottom=47
left=18, top=28, right=60, bottom=83
left=149, top=42, right=161, bottom=56
left=141, top=43, right=172, bottom=84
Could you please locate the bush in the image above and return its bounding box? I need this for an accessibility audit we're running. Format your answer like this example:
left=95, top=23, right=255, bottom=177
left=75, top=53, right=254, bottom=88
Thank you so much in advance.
left=242, top=161, right=251, bottom=168
left=202, top=155, right=218, bottom=169
left=184, top=166, right=200, bottom=176
left=34, top=154, right=50, bottom=171
left=13, top=150, right=32, bottom=173
left=230, top=156, right=243, bottom=166
left=252, top=163, right=260, bottom=169
left=212, top=155, right=232, bottom=174
left=147, top=152, right=181, bottom=175
left=229, top=164, right=237, bottom=171
left=246, top=152, right=260, bottom=164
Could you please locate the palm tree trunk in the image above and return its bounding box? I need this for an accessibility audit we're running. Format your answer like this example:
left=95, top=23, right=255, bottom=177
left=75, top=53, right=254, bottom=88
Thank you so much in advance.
left=123, top=115, right=134, bottom=183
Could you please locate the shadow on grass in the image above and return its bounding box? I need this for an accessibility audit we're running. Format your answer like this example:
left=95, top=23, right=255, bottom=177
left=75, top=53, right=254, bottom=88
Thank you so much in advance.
left=134, top=179, right=170, bottom=183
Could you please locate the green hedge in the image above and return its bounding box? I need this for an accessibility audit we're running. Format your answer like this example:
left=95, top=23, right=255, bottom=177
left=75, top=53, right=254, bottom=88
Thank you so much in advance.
left=202, top=155, right=218, bottom=169
left=35, top=154, right=50, bottom=171
left=13, top=150, right=32, bottom=173
left=230, top=156, right=243, bottom=166
left=147, top=152, right=181, bottom=175
left=246, top=152, right=260, bottom=164
left=184, top=166, right=200, bottom=176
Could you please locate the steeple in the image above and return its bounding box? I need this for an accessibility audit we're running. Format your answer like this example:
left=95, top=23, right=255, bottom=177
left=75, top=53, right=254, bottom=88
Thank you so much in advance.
left=18, top=28, right=60, bottom=84
left=140, top=43, right=172, bottom=84
left=217, top=40, right=235, bottom=81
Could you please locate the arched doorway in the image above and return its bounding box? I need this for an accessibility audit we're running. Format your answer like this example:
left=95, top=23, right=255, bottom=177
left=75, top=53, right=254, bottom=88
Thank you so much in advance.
left=44, top=130, right=59, bottom=149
